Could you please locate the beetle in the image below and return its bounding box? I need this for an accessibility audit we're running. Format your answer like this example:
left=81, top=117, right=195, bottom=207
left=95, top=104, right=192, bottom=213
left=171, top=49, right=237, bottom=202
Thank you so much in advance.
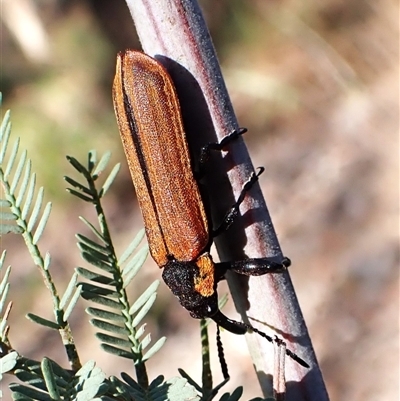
left=112, top=50, right=308, bottom=368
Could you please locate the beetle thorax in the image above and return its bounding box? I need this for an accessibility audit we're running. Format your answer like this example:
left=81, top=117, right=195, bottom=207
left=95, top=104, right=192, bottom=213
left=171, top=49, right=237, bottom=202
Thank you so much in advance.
left=162, top=253, right=218, bottom=319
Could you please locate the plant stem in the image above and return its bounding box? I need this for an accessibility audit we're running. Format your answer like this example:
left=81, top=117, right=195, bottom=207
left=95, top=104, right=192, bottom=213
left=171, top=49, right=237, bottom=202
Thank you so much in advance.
left=121, top=0, right=328, bottom=399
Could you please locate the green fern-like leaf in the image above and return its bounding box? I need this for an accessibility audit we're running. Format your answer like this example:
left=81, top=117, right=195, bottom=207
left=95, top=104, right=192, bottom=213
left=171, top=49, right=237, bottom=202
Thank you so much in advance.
left=9, top=357, right=107, bottom=401
left=66, top=152, right=165, bottom=388
left=77, top=229, right=166, bottom=364
left=0, top=108, right=52, bottom=243
left=0, top=99, right=81, bottom=372
left=60, top=273, right=82, bottom=321
left=164, top=377, right=201, bottom=401
left=110, top=373, right=200, bottom=401
left=0, top=200, right=23, bottom=234
left=0, top=350, right=18, bottom=374
left=218, top=387, right=244, bottom=401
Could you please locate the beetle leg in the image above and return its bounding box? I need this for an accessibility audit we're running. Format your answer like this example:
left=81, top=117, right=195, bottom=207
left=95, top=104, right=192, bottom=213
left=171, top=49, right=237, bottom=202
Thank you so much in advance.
left=196, top=127, right=248, bottom=178
left=212, top=167, right=264, bottom=237
left=216, top=256, right=290, bottom=277
left=214, top=255, right=289, bottom=282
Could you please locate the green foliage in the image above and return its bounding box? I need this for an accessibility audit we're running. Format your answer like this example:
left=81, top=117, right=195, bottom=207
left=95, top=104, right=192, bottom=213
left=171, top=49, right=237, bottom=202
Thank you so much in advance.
left=110, top=374, right=200, bottom=401
left=65, top=151, right=166, bottom=387
left=0, top=97, right=256, bottom=400
left=9, top=359, right=108, bottom=401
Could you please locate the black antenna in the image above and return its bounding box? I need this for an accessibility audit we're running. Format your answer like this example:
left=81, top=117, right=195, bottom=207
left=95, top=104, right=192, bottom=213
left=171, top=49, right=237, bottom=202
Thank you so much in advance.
left=216, top=325, right=229, bottom=380
left=248, top=324, right=310, bottom=368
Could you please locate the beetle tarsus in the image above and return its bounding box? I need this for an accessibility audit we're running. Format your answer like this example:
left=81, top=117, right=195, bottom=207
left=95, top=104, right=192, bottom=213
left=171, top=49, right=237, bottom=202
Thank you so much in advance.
left=198, top=127, right=248, bottom=167
left=212, top=166, right=265, bottom=237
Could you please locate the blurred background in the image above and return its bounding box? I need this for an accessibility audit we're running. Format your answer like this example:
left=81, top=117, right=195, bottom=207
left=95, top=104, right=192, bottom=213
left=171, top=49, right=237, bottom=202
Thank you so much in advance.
left=0, top=0, right=398, bottom=399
